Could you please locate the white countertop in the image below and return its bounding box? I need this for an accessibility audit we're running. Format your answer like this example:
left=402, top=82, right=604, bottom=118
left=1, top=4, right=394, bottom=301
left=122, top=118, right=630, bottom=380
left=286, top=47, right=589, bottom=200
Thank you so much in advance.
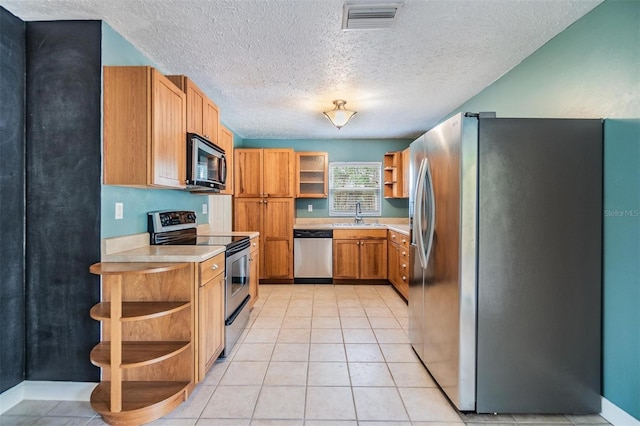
left=101, top=230, right=260, bottom=263
left=103, top=244, right=226, bottom=263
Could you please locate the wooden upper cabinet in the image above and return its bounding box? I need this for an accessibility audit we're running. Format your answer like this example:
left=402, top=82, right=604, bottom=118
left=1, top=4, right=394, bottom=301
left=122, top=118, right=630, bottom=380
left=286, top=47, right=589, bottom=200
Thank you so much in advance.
left=167, top=75, right=220, bottom=143
left=234, top=149, right=264, bottom=197
left=104, top=66, right=186, bottom=189
left=295, top=152, right=328, bottom=198
left=234, top=148, right=294, bottom=198
left=204, top=99, right=220, bottom=143
left=383, top=151, right=406, bottom=199
left=218, top=125, right=234, bottom=195
left=263, top=149, right=294, bottom=197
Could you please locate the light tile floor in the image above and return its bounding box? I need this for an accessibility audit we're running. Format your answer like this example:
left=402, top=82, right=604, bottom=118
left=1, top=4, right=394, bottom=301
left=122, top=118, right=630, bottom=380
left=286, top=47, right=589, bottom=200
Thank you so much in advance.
left=1, top=284, right=611, bottom=426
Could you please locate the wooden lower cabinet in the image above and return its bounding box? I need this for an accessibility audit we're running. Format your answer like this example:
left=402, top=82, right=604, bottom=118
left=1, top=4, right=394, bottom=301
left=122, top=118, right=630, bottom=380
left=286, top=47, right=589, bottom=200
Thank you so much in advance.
left=388, top=230, right=410, bottom=299
left=234, top=198, right=293, bottom=281
left=249, top=236, right=260, bottom=306
left=333, top=229, right=387, bottom=281
left=197, top=254, right=225, bottom=381
left=89, top=262, right=195, bottom=425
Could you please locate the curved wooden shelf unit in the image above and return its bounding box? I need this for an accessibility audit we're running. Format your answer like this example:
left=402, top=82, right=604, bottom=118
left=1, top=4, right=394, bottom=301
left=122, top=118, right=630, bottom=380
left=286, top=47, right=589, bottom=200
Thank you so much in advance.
left=91, top=381, right=189, bottom=425
left=90, top=341, right=191, bottom=369
left=89, top=262, right=190, bottom=275
left=90, top=301, right=191, bottom=321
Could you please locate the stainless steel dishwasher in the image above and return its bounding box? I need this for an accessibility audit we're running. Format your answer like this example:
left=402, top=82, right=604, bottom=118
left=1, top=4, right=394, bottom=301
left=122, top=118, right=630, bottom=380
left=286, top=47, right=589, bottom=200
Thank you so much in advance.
left=294, top=229, right=333, bottom=284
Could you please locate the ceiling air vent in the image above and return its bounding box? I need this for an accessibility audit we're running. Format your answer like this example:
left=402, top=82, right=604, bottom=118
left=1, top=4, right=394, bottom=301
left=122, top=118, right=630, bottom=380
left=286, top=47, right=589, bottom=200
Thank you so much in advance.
left=342, top=3, right=402, bottom=30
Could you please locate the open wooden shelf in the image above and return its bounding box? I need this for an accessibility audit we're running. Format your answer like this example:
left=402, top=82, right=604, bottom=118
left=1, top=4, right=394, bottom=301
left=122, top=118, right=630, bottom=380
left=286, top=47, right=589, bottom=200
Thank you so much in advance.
left=89, top=261, right=194, bottom=425
left=90, top=301, right=190, bottom=321
left=383, top=151, right=406, bottom=198
left=90, top=341, right=191, bottom=368
left=295, top=152, right=328, bottom=198
left=91, top=381, right=190, bottom=425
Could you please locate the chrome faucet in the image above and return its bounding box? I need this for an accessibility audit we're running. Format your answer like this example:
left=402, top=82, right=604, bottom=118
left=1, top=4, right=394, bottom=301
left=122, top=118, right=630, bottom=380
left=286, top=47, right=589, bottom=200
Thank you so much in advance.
left=354, top=201, right=363, bottom=224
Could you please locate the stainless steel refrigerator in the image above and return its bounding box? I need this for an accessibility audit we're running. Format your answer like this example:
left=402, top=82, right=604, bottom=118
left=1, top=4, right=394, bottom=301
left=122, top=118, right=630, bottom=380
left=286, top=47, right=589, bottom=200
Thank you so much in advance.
left=408, top=112, right=602, bottom=413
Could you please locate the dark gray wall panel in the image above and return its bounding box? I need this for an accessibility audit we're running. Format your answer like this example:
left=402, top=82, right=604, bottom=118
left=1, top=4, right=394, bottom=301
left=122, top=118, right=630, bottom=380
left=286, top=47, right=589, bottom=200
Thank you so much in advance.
left=476, top=118, right=602, bottom=413
left=0, top=6, right=26, bottom=393
left=25, top=20, right=101, bottom=381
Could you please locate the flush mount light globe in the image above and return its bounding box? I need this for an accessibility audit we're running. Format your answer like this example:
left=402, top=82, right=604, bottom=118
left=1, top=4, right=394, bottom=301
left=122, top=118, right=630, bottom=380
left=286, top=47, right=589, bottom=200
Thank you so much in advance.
left=323, top=99, right=357, bottom=129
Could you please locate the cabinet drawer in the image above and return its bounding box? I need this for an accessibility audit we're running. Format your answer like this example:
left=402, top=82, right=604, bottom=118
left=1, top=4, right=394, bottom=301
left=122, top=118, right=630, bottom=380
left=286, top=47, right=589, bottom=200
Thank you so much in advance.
left=250, top=236, right=260, bottom=253
left=200, top=253, right=225, bottom=285
left=388, top=230, right=409, bottom=250
left=334, top=229, right=387, bottom=240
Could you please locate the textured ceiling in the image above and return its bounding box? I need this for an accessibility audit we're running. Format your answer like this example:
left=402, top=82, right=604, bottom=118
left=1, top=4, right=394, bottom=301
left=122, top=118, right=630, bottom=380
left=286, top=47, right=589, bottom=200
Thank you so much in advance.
left=1, top=0, right=602, bottom=140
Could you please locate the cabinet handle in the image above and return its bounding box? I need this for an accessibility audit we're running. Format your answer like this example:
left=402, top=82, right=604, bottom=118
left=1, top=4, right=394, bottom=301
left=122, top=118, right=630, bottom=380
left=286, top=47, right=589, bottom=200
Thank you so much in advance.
left=401, top=238, right=406, bottom=243
left=391, top=234, right=396, bottom=240
left=211, top=264, right=219, bottom=270
left=402, top=276, right=406, bottom=280
left=402, top=263, right=406, bottom=268
left=402, top=251, right=406, bottom=256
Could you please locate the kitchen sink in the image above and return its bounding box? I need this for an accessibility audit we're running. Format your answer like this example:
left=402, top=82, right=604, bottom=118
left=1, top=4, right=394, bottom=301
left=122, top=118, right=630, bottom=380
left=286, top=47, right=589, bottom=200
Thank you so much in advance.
left=333, top=223, right=386, bottom=227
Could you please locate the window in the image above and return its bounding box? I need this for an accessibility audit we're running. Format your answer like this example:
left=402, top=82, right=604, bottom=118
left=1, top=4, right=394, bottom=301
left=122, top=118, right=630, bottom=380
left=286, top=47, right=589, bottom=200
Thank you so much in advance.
left=329, top=162, right=382, bottom=216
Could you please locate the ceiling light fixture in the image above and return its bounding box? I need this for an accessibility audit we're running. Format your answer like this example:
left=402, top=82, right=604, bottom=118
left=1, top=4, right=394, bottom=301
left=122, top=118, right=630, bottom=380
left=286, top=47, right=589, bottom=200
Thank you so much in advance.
left=323, top=100, right=357, bottom=129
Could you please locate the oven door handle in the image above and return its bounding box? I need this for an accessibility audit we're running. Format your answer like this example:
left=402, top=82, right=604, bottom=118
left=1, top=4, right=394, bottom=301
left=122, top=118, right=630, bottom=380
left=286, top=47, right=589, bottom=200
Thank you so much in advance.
left=225, top=295, right=251, bottom=326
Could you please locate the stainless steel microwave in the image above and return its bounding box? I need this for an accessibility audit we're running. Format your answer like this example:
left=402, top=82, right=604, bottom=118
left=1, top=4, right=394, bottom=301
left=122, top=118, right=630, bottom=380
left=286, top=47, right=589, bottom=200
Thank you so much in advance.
left=186, top=132, right=227, bottom=192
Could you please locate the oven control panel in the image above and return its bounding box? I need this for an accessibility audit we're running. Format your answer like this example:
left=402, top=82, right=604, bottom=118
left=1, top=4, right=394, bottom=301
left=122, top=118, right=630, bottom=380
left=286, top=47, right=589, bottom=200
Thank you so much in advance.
left=148, top=210, right=197, bottom=233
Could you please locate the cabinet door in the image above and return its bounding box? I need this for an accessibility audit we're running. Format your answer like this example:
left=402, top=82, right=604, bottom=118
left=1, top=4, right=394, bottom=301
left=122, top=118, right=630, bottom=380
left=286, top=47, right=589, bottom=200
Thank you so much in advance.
left=151, top=70, right=186, bottom=188
left=233, top=198, right=263, bottom=233
left=185, top=80, right=205, bottom=135
left=263, top=149, right=294, bottom=197
left=360, top=239, right=388, bottom=279
left=263, top=198, right=293, bottom=279
left=198, top=273, right=224, bottom=380
left=234, top=149, right=264, bottom=197
left=388, top=241, right=399, bottom=287
left=218, top=125, right=234, bottom=195
left=333, top=240, right=360, bottom=279
left=103, top=66, right=150, bottom=186
left=203, top=99, right=220, bottom=143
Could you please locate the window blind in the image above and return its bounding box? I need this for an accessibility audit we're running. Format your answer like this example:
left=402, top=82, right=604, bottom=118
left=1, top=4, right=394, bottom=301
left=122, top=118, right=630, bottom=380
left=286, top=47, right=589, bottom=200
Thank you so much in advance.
left=329, top=162, right=382, bottom=216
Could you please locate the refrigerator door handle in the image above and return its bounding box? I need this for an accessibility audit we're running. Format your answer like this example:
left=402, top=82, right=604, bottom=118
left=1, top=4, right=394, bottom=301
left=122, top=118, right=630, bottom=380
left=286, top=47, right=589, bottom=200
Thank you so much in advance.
left=415, top=159, right=428, bottom=268
left=424, top=159, right=436, bottom=267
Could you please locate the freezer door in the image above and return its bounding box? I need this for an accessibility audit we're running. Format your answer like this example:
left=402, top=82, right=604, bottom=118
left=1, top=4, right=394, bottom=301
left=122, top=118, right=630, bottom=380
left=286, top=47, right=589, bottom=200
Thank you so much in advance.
left=408, top=135, right=427, bottom=359
left=421, top=113, right=477, bottom=411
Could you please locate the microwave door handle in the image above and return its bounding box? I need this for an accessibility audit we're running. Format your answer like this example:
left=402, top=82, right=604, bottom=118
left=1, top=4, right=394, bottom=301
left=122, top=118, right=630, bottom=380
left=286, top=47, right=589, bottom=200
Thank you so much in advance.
left=191, top=143, right=200, bottom=182
left=220, top=154, right=227, bottom=185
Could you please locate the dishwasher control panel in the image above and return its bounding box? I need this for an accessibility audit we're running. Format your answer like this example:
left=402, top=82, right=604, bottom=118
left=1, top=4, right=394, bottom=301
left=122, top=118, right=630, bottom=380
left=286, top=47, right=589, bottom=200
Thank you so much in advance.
left=294, top=229, right=333, bottom=239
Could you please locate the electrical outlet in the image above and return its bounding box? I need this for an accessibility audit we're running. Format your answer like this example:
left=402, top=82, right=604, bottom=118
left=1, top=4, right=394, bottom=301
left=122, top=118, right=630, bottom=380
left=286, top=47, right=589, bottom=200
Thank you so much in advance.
left=202, top=203, right=208, bottom=214
left=307, top=204, right=313, bottom=212
left=115, top=202, right=123, bottom=220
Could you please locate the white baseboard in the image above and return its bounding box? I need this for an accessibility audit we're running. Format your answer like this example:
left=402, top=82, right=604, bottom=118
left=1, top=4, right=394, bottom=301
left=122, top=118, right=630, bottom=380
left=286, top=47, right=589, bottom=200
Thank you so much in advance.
left=601, top=396, right=640, bottom=426
left=0, top=381, right=97, bottom=415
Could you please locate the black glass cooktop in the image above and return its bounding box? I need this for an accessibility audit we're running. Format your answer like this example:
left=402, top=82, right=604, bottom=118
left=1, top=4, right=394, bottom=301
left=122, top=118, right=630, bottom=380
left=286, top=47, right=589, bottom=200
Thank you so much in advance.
left=194, top=235, right=249, bottom=246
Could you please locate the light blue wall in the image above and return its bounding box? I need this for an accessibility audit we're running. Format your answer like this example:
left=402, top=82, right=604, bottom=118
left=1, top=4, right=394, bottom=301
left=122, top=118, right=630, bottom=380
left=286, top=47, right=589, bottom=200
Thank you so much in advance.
left=443, top=0, right=639, bottom=419
left=100, top=22, right=212, bottom=238
left=240, top=138, right=411, bottom=218
left=603, top=119, right=640, bottom=419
